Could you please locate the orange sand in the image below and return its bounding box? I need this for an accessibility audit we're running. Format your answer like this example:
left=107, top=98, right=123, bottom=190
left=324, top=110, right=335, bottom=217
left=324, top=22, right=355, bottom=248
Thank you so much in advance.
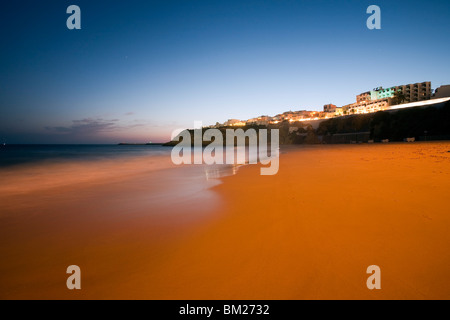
left=1, top=142, right=450, bottom=299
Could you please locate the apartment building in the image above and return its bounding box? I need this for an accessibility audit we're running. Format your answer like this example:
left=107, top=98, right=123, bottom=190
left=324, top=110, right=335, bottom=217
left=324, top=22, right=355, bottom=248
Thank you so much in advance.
left=346, top=81, right=432, bottom=115
left=342, top=98, right=392, bottom=115
left=356, top=91, right=371, bottom=103
left=391, top=81, right=431, bottom=102
left=363, top=82, right=431, bottom=103
left=323, top=104, right=337, bottom=113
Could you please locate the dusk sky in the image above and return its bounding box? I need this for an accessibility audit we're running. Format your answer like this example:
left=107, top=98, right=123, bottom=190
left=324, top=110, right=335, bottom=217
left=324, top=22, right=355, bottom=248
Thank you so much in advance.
left=1, top=0, right=449, bottom=143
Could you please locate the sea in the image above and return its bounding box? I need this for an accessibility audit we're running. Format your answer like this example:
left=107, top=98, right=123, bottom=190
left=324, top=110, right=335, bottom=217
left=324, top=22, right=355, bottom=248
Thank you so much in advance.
left=0, top=144, right=171, bottom=167
left=0, top=144, right=244, bottom=217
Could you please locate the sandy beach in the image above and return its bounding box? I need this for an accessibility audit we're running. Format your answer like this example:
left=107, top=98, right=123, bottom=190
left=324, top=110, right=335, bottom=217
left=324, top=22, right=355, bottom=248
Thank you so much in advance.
left=1, top=142, right=450, bottom=299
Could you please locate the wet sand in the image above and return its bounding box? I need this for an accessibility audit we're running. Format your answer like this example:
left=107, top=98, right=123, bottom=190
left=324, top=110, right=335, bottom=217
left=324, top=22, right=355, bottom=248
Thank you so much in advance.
left=1, top=142, right=450, bottom=299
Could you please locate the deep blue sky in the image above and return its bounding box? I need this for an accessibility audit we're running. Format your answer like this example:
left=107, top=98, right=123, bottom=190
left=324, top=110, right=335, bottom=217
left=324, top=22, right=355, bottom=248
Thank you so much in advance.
left=1, top=0, right=449, bottom=143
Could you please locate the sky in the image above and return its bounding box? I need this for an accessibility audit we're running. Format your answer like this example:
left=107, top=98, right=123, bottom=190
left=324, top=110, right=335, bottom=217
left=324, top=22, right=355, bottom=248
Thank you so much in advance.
left=0, top=0, right=449, bottom=143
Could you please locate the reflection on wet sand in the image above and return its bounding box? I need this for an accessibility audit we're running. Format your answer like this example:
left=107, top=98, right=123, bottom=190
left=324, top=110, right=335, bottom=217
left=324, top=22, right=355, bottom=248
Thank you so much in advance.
left=204, top=164, right=243, bottom=180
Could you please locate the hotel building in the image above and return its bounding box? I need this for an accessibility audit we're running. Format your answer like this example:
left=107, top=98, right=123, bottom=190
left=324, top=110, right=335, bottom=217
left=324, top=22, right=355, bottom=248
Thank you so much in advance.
left=372, top=81, right=431, bottom=102
left=345, top=81, right=432, bottom=115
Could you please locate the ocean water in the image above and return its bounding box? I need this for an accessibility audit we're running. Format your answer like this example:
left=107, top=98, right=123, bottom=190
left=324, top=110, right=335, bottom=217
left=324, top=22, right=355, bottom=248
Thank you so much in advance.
left=0, top=144, right=275, bottom=167
left=0, top=144, right=279, bottom=208
left=0, top=145, right=242, bottom=217
left=0, top=144, right=171, bottom=167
